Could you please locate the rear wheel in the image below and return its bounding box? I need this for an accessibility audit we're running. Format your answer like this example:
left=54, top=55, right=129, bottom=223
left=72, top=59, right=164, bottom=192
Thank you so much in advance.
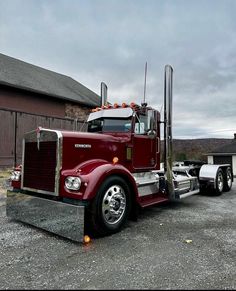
left=223, top=167, right=233, bottom=192
left=88, top=176, right=131, bottom=237
left=214, top=169, right=224, bottom=196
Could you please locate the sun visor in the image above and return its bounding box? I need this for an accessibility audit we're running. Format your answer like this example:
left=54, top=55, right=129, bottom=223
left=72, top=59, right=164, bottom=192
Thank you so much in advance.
left=87, top=107, right=134, bottom=122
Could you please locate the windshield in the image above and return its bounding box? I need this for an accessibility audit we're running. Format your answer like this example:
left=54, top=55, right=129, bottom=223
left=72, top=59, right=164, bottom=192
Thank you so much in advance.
left=88, top=118, right=131, bottom=133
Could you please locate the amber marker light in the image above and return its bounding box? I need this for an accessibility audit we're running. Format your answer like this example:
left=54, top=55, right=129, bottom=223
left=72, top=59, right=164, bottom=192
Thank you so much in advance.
left=113, top=103, right=120, bottom=108
left=122, top=103, right=127, bottom=108
left=130, top=102, right=136, bottom=108
left=113, top=157, right=119, bottom=164
left=83, top=235, right=91, bottom=244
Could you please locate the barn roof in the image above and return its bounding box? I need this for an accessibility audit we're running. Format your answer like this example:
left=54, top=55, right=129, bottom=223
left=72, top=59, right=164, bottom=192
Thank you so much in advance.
left=208, top=140, right=236, bottom=155
left=0, top=53, right=101, bottom=107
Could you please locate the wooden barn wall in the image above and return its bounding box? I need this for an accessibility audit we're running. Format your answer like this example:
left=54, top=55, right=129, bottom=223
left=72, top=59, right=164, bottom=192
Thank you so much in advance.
left=0, top=85, right=66, bottom=118
left=0, top=108, right=86, bottom=168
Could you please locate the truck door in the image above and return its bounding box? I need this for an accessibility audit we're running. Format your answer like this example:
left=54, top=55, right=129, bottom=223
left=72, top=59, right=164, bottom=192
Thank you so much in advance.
left=132, top=110, right=158, bottom=169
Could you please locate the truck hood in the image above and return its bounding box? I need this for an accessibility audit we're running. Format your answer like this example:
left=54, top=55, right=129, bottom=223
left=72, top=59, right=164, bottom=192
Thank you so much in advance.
left=60, top=131, right=130, bottom=169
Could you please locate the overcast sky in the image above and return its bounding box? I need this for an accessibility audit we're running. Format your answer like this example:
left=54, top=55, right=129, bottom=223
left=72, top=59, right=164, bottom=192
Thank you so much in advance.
left=1, top=0, right=236, bottom=139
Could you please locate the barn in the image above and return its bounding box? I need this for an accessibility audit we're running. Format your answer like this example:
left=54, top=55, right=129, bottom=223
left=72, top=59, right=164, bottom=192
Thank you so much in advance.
left=207, top=137, right=236, bottom=177
left=0, top=53, right=101, bottom=167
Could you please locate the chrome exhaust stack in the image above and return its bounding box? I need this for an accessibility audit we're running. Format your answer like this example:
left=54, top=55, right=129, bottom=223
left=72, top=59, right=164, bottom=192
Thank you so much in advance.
left=164, top=65, right=175, bottom=199
left=101, top=82, right=108, bottom=107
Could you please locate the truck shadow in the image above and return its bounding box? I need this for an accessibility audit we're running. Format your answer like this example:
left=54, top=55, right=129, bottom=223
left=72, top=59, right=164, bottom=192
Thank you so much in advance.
left=136, top=199, right=191, bottom=220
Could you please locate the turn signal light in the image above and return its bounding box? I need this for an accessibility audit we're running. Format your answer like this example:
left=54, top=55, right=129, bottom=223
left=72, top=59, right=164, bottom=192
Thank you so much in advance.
left=83, top=235, right=91, bottom=243
left=113, top=157, right=119, bottom=164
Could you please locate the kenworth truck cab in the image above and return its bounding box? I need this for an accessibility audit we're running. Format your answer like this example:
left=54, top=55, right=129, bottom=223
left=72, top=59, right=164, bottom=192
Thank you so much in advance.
left=7, top=65, right=233, bottom=242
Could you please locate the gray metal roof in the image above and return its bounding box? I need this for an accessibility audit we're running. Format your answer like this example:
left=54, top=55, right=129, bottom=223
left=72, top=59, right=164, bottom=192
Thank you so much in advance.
left=208, top=140, right=236, bottom=155
left=0, top=53, right=100, bottom=107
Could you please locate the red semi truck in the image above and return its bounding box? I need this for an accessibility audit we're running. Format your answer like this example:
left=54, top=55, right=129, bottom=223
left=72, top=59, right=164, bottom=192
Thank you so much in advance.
left=7, top=65, right=233, bottom=242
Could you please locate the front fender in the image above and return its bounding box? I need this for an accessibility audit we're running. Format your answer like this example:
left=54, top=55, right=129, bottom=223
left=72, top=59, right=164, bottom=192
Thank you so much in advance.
left=81, top=162, right=138, bottom=200
left=61, top=159, right=138, bottom=201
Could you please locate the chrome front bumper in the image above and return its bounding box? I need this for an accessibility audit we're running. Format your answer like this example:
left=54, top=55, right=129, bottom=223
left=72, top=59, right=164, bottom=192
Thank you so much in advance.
left=6, top=191, right=85, bottom=243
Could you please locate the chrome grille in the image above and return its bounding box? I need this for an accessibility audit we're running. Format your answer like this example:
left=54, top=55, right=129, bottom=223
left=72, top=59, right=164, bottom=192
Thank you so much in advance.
left=23, top=141, right=57, bottom=192
left=22, top=129, right=62, bottom=196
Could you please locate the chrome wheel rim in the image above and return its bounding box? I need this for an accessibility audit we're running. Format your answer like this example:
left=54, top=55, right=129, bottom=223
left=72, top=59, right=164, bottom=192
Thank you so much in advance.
left=217, top=172, right=224, bottom=192
left=102, top=185, right=126, bottom=225
left=227, top=170, right=232, bottom=188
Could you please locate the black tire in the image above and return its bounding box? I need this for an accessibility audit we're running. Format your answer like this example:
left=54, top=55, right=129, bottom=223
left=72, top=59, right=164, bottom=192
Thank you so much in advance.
left=214, top=168, right=224, bottom=196
left=223, top=167, right=233, bottom=192
left=88, top=175, right=131, bottom=237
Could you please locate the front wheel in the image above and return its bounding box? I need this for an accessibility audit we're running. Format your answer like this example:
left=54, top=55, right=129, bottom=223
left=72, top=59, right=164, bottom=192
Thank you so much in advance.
left=88, top=176, right=131, bottom=237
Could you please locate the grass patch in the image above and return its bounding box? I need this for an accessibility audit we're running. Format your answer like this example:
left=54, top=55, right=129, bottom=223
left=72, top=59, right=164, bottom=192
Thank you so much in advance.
left=0, top=169, right=12, bottom=179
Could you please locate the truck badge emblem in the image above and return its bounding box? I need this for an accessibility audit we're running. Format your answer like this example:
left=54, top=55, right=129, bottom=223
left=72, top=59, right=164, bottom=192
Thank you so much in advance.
left=75, top=144, right=91, bottom=149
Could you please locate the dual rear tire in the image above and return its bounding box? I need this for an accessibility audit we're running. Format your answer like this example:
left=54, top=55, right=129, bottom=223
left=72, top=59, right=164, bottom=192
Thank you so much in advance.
left=215, top=167, right=232, bottom=195
left=223, top=167, right=233, bottom=192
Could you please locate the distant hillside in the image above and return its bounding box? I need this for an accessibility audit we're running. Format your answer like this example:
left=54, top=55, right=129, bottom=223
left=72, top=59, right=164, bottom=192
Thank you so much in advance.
left=160, top=138, right=233, bottom=162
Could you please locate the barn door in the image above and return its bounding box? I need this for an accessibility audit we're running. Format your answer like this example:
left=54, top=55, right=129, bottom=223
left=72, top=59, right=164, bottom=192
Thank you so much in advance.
left=0, top=110, right=15, bottom=167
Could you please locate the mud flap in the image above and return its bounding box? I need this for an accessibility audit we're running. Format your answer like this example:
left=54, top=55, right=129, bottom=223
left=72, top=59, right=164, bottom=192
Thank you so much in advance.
left=6, top=191, right=85, bottom=243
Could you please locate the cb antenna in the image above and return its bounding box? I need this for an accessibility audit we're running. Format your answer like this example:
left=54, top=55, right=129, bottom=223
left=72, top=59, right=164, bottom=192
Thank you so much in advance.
left=142, top=61, right=148, bottom=106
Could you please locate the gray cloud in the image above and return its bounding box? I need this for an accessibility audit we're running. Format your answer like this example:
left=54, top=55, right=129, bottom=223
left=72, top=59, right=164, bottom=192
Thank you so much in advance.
left=1, top=0, right=236, bottom=138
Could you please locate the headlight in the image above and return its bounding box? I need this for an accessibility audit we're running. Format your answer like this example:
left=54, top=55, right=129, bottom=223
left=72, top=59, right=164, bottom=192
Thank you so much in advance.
left=65, top=176, right=81, bottom=190
left=10, top=171, right=21, bottom=181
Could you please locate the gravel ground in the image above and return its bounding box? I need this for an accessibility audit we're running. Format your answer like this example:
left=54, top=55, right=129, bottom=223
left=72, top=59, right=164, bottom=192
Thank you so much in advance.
left=0, top=176, right=235, bottom=290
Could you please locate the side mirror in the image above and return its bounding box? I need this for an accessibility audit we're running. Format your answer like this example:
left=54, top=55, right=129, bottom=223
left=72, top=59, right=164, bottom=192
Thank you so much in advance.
left=135, top=122, right=145, bottom=134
